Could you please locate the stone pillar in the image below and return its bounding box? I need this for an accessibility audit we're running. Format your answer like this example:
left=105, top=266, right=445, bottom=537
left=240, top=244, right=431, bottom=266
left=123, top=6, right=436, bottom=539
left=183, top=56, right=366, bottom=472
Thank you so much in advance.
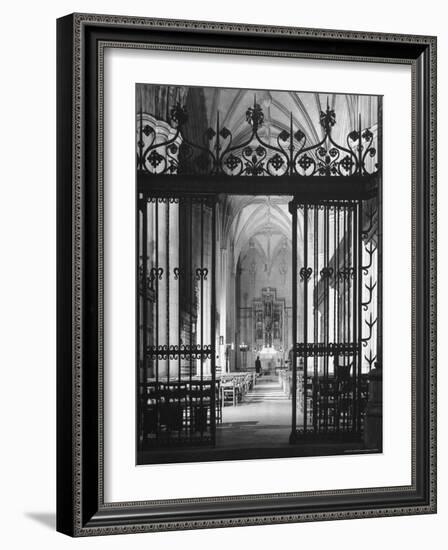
left=219, top=248, right=228, bottom=372
left=226, top=245, right=236, bottom=371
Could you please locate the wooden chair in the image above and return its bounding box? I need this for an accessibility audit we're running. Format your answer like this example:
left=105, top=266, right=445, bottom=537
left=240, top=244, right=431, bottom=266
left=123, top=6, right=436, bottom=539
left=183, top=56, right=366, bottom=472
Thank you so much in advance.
left=222, top=380, right=238, bottom=406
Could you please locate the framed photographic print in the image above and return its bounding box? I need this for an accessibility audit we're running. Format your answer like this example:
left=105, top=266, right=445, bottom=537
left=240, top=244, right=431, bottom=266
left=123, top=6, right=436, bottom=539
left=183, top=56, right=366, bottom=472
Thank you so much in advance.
left=133, top=83, right=383, bottom=466
left=56, top=13, right=437, bottom=536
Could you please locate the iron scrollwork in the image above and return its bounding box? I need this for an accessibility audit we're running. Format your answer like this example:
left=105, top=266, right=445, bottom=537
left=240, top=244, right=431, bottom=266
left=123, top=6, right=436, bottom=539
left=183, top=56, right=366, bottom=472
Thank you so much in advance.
left=295, top=342, right=360, bottom=357
left=137, top=97, right=379, bottom=177
left=360, top=237, right=378, bottom=365
left=195, top=267, right=209, bottom=281
left=138, top=265, right=163, bottom=296
left=146, top=344, right=213, bottom=360
left=338, top=267, right=355, bottom=280
left=173, top=267, right=184, bottom=280
left=299, top=267, right=313, bottom=281
left=320, top=266, right=334, bottom=279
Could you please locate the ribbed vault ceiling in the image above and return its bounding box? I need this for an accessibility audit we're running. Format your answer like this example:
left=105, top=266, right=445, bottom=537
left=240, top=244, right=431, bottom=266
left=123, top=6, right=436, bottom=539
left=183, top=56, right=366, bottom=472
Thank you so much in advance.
left=205, top=88, right=378, bottom=148
left=211, top=88, right=378, bottom=269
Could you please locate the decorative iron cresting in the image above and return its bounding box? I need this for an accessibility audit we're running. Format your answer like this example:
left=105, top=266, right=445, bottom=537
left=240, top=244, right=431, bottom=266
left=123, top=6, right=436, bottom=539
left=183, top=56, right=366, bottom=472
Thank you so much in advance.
left=137, top=98, right=379, bottom=177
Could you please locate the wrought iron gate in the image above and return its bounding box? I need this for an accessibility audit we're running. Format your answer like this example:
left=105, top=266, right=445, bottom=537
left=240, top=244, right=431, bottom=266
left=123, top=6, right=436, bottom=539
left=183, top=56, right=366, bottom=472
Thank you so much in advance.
left=137, top=194, right=217, bottom=452
left=136, top=85, right=381, bottom=454
left=290, top=197, right=379, bottom=442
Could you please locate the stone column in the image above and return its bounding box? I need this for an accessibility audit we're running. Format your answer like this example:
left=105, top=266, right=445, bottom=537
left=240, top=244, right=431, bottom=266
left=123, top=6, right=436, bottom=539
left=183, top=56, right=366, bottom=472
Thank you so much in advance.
left=219, top=247, right=228, bottom=372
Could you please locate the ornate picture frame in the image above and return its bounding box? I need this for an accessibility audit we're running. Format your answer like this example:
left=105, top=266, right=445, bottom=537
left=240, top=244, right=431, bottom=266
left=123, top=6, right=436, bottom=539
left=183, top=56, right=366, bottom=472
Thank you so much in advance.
left=56, top=13, right=437, bottom=536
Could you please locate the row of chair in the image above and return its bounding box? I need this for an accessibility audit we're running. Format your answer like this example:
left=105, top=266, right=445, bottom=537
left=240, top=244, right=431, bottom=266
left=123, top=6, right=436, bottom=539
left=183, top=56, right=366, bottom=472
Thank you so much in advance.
left=220, top=371, right=257, bottom=407
left=277, top=368, right=369, bottom=432
left=141, top=379, right=222, bottom=441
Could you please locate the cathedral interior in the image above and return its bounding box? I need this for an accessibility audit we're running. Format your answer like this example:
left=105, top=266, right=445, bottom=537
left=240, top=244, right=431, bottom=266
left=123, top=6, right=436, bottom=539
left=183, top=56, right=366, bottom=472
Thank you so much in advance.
left=136, top=84, right=382, bottom=464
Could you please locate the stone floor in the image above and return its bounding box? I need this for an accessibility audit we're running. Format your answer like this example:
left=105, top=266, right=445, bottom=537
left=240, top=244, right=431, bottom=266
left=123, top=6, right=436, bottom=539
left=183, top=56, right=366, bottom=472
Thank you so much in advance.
left=216, top=376, right=297, bottom=449
left=139, top=376, right=367, bottom=464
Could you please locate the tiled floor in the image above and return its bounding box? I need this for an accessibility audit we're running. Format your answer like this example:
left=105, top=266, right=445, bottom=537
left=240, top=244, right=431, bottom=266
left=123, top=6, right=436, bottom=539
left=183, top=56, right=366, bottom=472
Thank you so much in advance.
left=216, top=377, right=298, bottom=449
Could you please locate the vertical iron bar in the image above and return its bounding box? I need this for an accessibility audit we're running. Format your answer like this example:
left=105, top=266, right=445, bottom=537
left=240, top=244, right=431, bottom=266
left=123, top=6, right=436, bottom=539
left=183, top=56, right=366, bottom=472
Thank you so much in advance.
left=357, top=201, right=363, bottom=433
left=200, top=200, right=204, bottom=438
left=348, top=207, right=355, bottom=432
left=290, top=199, right=297, bottom=442
left=189, top=198, right=193, bottom=438
left=377, top=96, right=383, bottom=448
left=358, top=114, right=363, bottom=175
left=343, top=206, right=347, bottom=430
left=289, top=113, right=294, bottom=176
left=377, top=97, right=383, bottom=367
left=303, top=205, right=309, bottom=435
left=348, top=207, right=351, bottom=345
left=313, top=206, right=318, bottom=432
left=211, top=199, right=217, bottom=446
left=138, top=99, right=143, bottom=171
left=333, top=206, right=337, bottom=431
left=351, top=205, right=357, bottom=433
left=166, top=201, right=170, bottom=386
left=336, top=206, right=340, bottom=432
left=140, top=194, right=148, bottom=449
left=155, top=199, right=159, bottom=440
left=178, top=199, right=182, bottom=439
left=324, top=205, right=329, bottom=431
left=343, top=207, right=347, bottom=350
left=333, top=206, right=337, bottom=347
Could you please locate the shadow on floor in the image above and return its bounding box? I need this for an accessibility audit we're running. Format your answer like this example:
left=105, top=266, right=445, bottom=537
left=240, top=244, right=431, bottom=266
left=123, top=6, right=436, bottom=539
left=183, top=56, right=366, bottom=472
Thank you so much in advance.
left=25, top=512, right=56, bottom=530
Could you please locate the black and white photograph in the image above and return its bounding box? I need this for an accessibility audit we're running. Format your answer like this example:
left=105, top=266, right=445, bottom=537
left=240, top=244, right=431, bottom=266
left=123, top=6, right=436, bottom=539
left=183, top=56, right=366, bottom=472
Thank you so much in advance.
left=0, top=0, right=441, bottom=544
left=136, top=84, right=382, bottom=465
